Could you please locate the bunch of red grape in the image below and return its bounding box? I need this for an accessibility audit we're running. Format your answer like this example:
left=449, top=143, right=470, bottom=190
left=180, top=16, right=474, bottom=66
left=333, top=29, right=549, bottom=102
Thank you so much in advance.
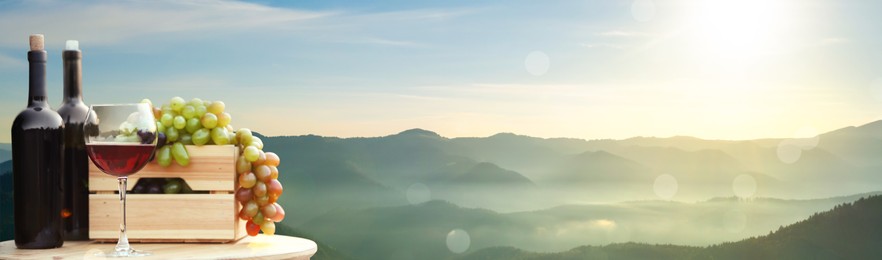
left=235, top=131, right=285, bottom=236
left=145, top=97, right=285, bottom=236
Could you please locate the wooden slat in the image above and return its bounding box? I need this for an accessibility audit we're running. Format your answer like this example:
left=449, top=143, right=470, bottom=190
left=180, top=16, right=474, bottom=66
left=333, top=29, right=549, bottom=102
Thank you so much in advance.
left=89, top=194, right=245, bottom=242
left=89, top=145, right=238, bottom=192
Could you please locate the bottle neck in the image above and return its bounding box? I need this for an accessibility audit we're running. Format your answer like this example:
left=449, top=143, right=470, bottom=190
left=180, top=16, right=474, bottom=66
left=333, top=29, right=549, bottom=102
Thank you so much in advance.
left=62, top=50, right=83, bottom=103
left=28, top=50, right=47, bottom=108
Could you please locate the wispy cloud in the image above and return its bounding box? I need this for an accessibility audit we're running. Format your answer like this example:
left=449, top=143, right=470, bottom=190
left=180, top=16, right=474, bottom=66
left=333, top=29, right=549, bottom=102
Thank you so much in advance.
left=0, top=0, right=331, bottom=47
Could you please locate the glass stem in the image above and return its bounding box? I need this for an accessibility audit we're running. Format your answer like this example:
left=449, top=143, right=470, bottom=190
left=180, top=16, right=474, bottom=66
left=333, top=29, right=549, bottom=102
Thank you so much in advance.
left=116, top=177, right=131, bottom=254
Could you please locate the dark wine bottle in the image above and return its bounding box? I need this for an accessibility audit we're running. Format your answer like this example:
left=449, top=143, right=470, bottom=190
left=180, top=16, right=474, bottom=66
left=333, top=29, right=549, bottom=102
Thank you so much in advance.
left=56, top=40, right=89, bottom=241
left=11, top=34, right=65, bottom=249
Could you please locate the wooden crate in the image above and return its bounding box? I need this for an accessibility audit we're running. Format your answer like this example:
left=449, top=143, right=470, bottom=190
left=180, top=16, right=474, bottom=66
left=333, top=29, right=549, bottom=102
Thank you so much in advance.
left=88, top=145, right=246, bottom=243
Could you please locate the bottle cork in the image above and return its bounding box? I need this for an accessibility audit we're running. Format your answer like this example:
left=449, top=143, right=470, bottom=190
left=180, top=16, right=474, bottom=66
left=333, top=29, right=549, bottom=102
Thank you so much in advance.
left=30, top=34, right=44, bottom=51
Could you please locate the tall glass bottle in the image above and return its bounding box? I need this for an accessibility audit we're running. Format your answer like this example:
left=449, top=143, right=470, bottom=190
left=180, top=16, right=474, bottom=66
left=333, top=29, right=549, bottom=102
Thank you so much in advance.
left=57, top=40, right=89, bottom=240
left=11, top=34, right=65, bottom=249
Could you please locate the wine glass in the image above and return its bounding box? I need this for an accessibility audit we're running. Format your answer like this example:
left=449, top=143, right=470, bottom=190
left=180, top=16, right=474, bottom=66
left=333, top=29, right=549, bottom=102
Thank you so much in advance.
left=84, top=103, right=156, bottom=257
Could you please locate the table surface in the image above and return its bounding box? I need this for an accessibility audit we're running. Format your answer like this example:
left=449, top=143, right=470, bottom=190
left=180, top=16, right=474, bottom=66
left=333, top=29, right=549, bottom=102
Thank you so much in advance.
left=0, top=235, right=317, bottom=260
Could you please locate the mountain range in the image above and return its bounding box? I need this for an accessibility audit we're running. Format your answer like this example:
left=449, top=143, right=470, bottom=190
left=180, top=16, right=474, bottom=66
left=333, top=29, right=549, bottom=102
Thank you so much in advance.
left=458, top=194, right=882, bottom=260
left=2, top=120, right=882, bottom=258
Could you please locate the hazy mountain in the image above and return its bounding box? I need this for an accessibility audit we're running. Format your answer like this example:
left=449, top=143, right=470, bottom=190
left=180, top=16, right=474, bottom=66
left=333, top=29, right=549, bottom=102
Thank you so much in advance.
left=815, top=120, right=882, bottom=167
left=437, top=162, right=534, bottom=186
left=459, top=194, right=882, bottom=260
left=545, top=151, right=649, bottom=183
left=297, top=193, right=879, bottom=259
left=257, top=121, right=882, bottom=215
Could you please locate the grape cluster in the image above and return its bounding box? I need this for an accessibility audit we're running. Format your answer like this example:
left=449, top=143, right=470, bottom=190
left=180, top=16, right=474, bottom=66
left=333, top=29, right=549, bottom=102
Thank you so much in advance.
left=130, top=178, right=195, bottom=194
left=144, top=97, right=285, bottom=236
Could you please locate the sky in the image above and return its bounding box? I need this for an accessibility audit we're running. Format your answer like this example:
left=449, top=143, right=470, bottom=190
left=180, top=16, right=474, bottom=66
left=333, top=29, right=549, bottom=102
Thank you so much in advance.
left=1, top=0, right=882, bottom=142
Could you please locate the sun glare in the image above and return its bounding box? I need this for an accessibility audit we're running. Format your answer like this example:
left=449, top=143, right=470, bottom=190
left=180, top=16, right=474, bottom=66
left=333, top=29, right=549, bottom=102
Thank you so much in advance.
left=686, top=0, right=798, bottom=65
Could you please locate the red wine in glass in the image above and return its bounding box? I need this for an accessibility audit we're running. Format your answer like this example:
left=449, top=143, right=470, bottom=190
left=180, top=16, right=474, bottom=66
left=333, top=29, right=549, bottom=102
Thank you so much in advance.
left=84, top=103, right=156, bottom=257
left=86, top=144, right=155, bottom=177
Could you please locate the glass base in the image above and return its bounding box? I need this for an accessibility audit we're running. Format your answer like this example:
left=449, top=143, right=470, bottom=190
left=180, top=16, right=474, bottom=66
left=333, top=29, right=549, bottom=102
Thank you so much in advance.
left=97, top=249, right=152, bottom=257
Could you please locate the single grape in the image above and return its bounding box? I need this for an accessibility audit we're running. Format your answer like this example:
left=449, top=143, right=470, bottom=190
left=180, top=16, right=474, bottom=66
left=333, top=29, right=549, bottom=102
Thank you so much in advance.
left=210, top=127, right=230, bottom=145
left=165, top=127, right=179, bottom=143
left=252, top=180, right=267, bottom=197
left=160, top=113, right=174, bottom=127
left=236, top=128, right=253, bottom=146
left=157, top=145, right=172, bottom=167
left=170, top=96, right=186, bottom=112
left=163, top=179, right=182, bottom=194
left=260, top=204, right=277, bottom=219
left=152, top=107, right=162, bottom=120
left=265, top=152, right=280, bottom=167
left=267, top=179, right=283, bottom=203
left=131, top=181, right=147, bottom=194
left=251, top=137, right=264, bottom=150
left=260, top=221, right=275, bottom=235
left=228, top=130, right=239, bottom=145
left=140, top=98, right=153, bottom=106
left=137, top=130, right=156, bottom=144
left=188, top=98, right=204, bottom=107
left=195, top=105, right=208, bottom=118
left=235, top=187, right=253, bottom=205
left=239, top=208, right=252, bottom=221
left=201, top=113, right=218, bottom=129
left=255, top=195, right=270, bottom=206
left=244, top=146, right=259, bottom=162
left=192, top=128, right=210, bottom=146
left=185, top=118, right=201, bottom=134
left=173, top=115, right=186, bottom=130
left=182, top=105, right=196, bottom=120
left=171, top=142, right=190, bottom=167
left=253, top=165, right=271, bottom=182
left=245, top=220, right=260, bottom=236
left=208, top=101, right=225, bottom=115
left=156, top=121, right=166, bottom=134
left=236, top=155, right=251, bottom=174
left=147, top=183, right=163, bottom=194
left=268, top=166, right=278, bottom=180
left=270, top=204, right=285, bottom=222
left=239, top=172, right=257, bottom=189
left=179, top=133, right=193, bottom=145
left=253, top=212, right=266, bottom=225
left=253, top=151, right=267, bottom=166
left=217, top=112, right=231, bottom=127
left=244, top=201, right=258, bottom=218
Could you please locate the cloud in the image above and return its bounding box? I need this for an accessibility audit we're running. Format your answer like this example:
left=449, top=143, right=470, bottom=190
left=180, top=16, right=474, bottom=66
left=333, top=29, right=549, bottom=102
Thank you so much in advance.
left=0, top=1, right=476, bottom=49
left=0, top=0, right=331, bottom=48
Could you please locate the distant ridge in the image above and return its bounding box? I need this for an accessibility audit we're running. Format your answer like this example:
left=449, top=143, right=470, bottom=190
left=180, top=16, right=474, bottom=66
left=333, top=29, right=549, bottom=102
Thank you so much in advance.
left=459, top=194, right=882, bottom=259
left=394, top=128, right=442, bottom=138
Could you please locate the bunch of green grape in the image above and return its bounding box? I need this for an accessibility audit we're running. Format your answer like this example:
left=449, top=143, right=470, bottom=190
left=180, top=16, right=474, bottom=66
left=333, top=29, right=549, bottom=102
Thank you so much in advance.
left=143, top=97, right=285, bottom=236
left=144, top=97, right=235, bottom=167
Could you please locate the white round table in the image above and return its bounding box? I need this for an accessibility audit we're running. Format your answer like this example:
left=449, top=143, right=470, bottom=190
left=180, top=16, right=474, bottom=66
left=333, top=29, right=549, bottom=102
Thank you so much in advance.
left=0, top=235, right=317, bottom=260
